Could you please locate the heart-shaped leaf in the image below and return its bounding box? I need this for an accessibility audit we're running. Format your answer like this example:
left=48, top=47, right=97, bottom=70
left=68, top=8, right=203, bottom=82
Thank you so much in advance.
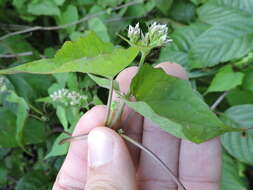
left=0, top=32, right=139, bottom=78
left=125, top=65, right=239, bottom=143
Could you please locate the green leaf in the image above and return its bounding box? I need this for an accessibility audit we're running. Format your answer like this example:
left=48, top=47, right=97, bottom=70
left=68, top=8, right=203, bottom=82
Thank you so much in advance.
left=169, top=0, right=196, bottom=23
left=125, top=65, right=238, bottom=143
left=45, top=133, right=69, bottom=159
left=0, top=32, right=139, bottom=78
left=157, top=22, right=209, bottom=68
left=4, top=92, right=29, bottom=147
left=27, top=0, right=60, bottom=16
left=207, top=65, right=244, bottom=93
left=56, top=106, right=68, bottom=130
left=88, top=74, right=119, bottom=90
left=242, top=69, right=253, bottom=93
left=198, top=0, right=253, bottom=24
left=198, top=0, right=253, bottom=25
left=88, top=18, right=110, bottom=42
left=155, top=0, right=173, bottom=15
left=189, top=1, right=253, bottom=68
left=221, top=105, right=253, bottom=164
left=226, top=88, right=253, bottom=106
left=221, top=152, right=248, bottom=190
left=0, top=108, right=46, bottom=148
left=15, top=170, right=52, bottom=190
left=58, top=5, right=78, bottom=34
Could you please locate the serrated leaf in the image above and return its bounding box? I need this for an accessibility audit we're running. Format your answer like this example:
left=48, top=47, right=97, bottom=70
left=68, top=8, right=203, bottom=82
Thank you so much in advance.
left=189, top=21, right=253, bottom=68
left=207, top=65, right=244, bottom=93
left=221, top=105, right=253, bottom=164
left=125, top=65, right=238, bottom=143
left=157, top=22, right=209, bottom=68
left=221, top=152, right=248, bottom=190
left=0, top=32, right=139, bottom=78
left=198, top=0, right=253, bottom=25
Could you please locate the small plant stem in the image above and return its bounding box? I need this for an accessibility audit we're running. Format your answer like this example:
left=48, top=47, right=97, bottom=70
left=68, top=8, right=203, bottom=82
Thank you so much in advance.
left=120, top=134, right=187, bottom=190
left=59, top=134, right=88, bottom=144
left=211, top=91, right=229, bottom=111
left=105, top=79, right=114, bottom=127
left=29, top=103, right=44, bottom=116
left=138, top=51, right=147, bottom=71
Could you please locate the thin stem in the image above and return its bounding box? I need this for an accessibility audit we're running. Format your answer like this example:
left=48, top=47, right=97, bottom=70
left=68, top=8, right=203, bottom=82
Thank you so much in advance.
left=138, top=51, right=147, bottom=71
left=0, top=51, right=33, bottom=58
left=0, top=0, right=143, bottom=41
left=211, top=91, right=229, bottom=111
left=59, top=134, right=88, bottom=144
left=105, top=79, right=114, bottom=127
left=29, top=103, right=44, bottom=116
left=121, top=134, right=187, bottom=190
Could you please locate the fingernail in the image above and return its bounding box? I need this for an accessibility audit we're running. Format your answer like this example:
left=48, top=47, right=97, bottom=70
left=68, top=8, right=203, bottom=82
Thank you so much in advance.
left=88, top=129, right=114, bottom=168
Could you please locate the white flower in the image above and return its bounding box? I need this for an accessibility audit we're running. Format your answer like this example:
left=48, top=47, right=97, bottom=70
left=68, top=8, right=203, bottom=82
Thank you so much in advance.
left=127, top=22, right=172, bottom=48
left=50, top=88, right=87, bottom=106
left=128, top=23, right=141, bottom=43
left=145, top=22, right=171, bottom=47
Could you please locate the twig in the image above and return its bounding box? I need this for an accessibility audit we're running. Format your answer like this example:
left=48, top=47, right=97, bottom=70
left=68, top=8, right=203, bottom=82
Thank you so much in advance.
left=210, top=91, right=229, bottom=111
left=59, top=134, right=88, bottom=144
left=105, top=79, right=114, bottom=127
left=0, top=51, right=33, bottom=58
left=0, top=0, right=143, bottom=41
left=121, top=134, right=187, bottom=190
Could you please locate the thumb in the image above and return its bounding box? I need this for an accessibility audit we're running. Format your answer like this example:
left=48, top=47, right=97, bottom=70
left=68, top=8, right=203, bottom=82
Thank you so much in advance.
left=85, top=127, right=137, bottom=190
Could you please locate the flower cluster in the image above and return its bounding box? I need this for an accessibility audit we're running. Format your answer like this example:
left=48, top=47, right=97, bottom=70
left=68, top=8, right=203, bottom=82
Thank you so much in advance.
left=127, top=22, right=172, bottom=48
left=50, top=88, right=88, bottom=106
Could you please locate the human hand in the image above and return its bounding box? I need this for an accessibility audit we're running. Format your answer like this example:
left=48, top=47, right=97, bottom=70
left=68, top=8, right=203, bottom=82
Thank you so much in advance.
left=52, top=62, right=221, bottom=190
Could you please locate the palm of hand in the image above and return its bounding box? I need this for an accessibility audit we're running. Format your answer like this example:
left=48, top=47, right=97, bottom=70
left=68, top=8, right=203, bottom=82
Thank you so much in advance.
left=53, top=63, right=221, bottom=190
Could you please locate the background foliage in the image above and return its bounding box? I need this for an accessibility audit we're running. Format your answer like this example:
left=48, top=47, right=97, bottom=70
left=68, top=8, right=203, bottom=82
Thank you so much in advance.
left=0, top=0, right=252, bottom=189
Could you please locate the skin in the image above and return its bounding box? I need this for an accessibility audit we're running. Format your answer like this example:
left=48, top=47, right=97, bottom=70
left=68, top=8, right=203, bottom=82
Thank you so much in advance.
left=53, top=62, right=221, bottom=190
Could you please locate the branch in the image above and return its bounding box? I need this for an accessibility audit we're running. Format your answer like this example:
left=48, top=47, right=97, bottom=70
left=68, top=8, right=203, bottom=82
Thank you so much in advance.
left=121, top=134, right=187, bottom=190
left=0, top=51, right=33, bottom=58
left=0, top=0, right=143, bottom=41
left=211, top=91, right=229, bottom=111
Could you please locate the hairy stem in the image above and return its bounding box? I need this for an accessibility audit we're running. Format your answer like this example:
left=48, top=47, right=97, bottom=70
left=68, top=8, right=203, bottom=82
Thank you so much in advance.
left=105, top=79, right=114, bottom=127
left=121, top=134, right=187, bottom=190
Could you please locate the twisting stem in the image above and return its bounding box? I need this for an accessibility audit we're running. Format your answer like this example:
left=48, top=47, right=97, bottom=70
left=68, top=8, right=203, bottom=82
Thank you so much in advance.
left=105, top=79, right=114, bottom=127
left=120, top=134, right=187, bottom=190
